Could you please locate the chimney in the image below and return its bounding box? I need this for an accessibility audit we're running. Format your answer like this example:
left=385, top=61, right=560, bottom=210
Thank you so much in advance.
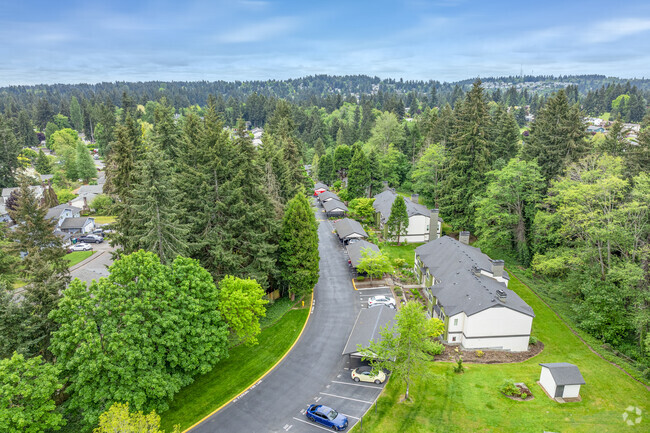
left=429, top=209, right=439, bottom=239
left=459, top=231, right=470, bottom=245
left=411, top=194, right=419, bottom=203
left=491, top=259, right=504, bottom=278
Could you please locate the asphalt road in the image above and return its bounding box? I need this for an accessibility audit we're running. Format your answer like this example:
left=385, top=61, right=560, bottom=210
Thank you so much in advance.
left=69, top=241, right=115, bottom=284
left=190, top=204, right=382, bottom=433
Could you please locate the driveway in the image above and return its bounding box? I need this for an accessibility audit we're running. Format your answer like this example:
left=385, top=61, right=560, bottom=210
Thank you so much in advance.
left=190, top=204, right=384, bottom=432
left=69, top=241, right=115, bottom=284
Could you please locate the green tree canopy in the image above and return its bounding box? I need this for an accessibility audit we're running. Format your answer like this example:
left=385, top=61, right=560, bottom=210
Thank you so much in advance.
left=218, top=276, right=269, bottom=345
left=347, top=146, right=370, bottom=199
left=75, top=140, right=97, bottom=182
left=0, top=115, right=21, bottom=188
left=94, top=402, right=179, bottom=433
left=356, top=248, right=392, bottom=282
left=412, top=142, right=447, bottom=208
left=386, top=196, right=409, bottom=245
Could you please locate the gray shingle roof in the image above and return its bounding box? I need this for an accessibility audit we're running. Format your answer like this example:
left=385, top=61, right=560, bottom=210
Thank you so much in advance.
left=415, top=236, right=533, bottom=318
left=78, top=184, right=103, bottom=195
left=323, top=199, right=348, bottom=213
left=60, top=217, right=93, bottom=230
left=319, top=190, right=340, bottom=202
left=373, top=190, right=430, bottom=223
left=314, top=182, right=328, bottom=190
left=334, top=218, right=368, bottom=240
left=346, top=240, right=380, bottom=268
left=45, top=204, right=81, bottom=220
left=342, top=305, right=396, bottom=355
left=540, top=363, right=586, bottom=385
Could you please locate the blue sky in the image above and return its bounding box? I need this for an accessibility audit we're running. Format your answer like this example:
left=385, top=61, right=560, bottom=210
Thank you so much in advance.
left=1, top=0, right=649, bottom=86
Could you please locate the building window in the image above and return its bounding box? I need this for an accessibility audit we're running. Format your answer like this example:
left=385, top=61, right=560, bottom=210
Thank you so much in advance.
left=453, top=318, right=458, bottom=326
left=452, top=336, right=456, bottom=342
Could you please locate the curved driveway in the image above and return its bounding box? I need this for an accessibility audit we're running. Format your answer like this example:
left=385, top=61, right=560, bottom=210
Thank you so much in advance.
left=190, top=205, right=380, bottom=433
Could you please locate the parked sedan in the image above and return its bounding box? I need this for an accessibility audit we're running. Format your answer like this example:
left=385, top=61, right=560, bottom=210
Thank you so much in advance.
left=305, top=404, right=348, bottom=431
left=367, top=295, right=396, bottom=308
left=68, top=243, right=92, bottom=252
left=77, top=234, right=103, bottom=244
left=351, top=366, right=386, bottom=384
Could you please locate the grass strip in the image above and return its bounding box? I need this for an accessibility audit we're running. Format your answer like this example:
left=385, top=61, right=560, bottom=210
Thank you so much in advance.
left=65, top=251, right=94, bottom=267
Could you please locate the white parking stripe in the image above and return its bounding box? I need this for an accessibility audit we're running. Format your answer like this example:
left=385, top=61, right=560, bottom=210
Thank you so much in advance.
left=330, top=380, right=384, bottom=389
left=319, top=392, right=373, bottom=404
left=340, top=413, right=360, bottom=420
left=291, top=417, right=336, bottom=432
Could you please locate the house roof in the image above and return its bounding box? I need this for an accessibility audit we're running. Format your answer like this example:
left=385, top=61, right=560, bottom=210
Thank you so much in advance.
left=319, top=191, right=340, bottom=202
left=59, top=217, right=94, bottom=230
left=342, top=305, right=396, bottom=355
left=45, top=204, right=81, bottom=220
left=77, top=184, right=103, bottom=195
left=415, top=236, right=534, bottom=318
left=539, top=363, right=586, bottom=385
left=53, top=230, right=73, bottom=242
left=373, top=190, right=430, bottom=223
left=323, top=199, right=348, bottom=213
left=346, top=240, right=380, bottom=268
left=314, top=182, right=328, bottom=191
left=334, top=218, right=368, bottom=240
left=2, top=185, right=44, bottom=198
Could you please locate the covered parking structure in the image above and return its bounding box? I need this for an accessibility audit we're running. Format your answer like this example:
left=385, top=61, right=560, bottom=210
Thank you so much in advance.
left=346, top=240, right=380, bottom=270
left=342, top=305, right=396, bottom=360
left=334, top=218, right=368, bottom=244
left=323, top=199, right=348, bottom=217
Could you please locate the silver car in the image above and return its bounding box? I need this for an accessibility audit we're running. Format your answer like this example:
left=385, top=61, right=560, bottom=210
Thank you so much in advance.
left=368, top=295, right=396, bottom=308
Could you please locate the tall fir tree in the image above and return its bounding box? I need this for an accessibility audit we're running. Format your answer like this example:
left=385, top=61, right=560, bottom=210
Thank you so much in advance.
left=347, top=145, right=371, bottom=199
left=523, top=89, right=588, bottom=184
left=16, top=110, right=38, bottom=147
left=279, top=193, right=319, bottom=300
left=0, top=115, right=21, bottom=188
left=75, top=140, right=97, bottom=182
left=367, top=149, right=383, bottom=197
left=6, top=179, right=69, bottom=359
left=153, top=97, right=182, bottom=162
left=441, top=79, right=493, bottom=231
left=491, top=105, right=521, bottom=165
left=70, top=96, right=83, bottom=132
left=35, top=149, right=52, bottom=174
left=317, top=151, right=336, bottom=186
left=386, top=196, right=409, bottom=245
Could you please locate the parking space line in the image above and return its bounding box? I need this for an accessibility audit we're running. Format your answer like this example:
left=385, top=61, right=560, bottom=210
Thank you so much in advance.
left=330, top=380, right=384, bottom=389
left=292, top=417, right=335, bottom=432
left=319, top=392, right=373, bottom=404
left=340, top=413, right=360, bottom=420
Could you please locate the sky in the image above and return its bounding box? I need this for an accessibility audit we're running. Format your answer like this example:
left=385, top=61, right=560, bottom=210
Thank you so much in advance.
left=1, top=0, right=649, bottom=86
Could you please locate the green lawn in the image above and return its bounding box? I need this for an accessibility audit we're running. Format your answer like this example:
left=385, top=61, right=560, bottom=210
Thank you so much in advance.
left=352, top=274, right=650, bottom=433
left=380, top=242, right=424, bottom=267
left=93, top=215, right=116, bottom=225
left=65, top=251, right=94, bottom=267
left=160, top=307, right=310, bottom=432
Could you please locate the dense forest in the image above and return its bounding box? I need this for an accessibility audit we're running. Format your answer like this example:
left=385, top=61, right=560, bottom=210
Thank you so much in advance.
left=0, top=74, right=649, bottom=430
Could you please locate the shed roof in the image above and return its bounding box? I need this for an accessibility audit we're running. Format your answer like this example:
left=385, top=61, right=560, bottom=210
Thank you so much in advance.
left=60, top=217, right=94, bottom=230
left=319, top=190, right=340, bottom=202
left=323, top=199, right=348, bottom=213
left=415, top=236, right=533, bottom=318
left=342, top=306, right=396, bottom=355
left=346, top=240, right=380, bottom=268
left=314, top=182, right=329, bottom=191
left=334, top=218, right=368, bottom=240
left=373, top=190, right=430, bottom=223
left=539, top=363, right=586, bottom=385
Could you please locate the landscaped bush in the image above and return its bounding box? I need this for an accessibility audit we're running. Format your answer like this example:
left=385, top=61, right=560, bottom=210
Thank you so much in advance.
left=529, top=336, right=539, bottom=345
left=453, top=357, right=465, bottom=373
left=356, top=276, right=365, bottom=281
left=91, top=194, right=114, bottom=215
left=393, top=258, right=407, bottom=269
left=476, top=350, right=484, bottom=358
left=499, top=379, right=520, bottom=396
left=56, top=188, right=76, bottom=204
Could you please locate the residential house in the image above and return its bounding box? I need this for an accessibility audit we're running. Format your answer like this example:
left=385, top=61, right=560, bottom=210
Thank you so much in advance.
left=346, top=240, right=380, bottom=270
left=414, top=233, right=535, bottom=352
left=2, top=185, right=45, bottom=203
left=318, top=190, right=340, bottom=204
left=334, top=218, right=368, bottom=244
left=59, top=217, right=95, bottom=234
left=46, top=204, right=82, bottom=229
left=372, top=190, right=441, bottom=243
left=539, top=363, right=585, bottom=400
left=71, top=184, right=103, bottom=209
left=323, top=199, right=348, bottom=217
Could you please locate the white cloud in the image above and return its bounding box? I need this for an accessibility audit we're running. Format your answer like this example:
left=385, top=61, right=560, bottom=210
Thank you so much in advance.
left=213, top=16, right=298, bottom=43
left=582, top=18, right=650, bottom=43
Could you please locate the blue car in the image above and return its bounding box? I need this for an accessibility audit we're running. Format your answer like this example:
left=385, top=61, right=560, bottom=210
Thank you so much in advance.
left=306, top=404, right=348, bottom=430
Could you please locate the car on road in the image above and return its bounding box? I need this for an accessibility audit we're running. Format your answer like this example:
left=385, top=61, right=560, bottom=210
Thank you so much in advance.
left=68, top=243, right=92, bottom=252
left=351, top=366, right=386, bottom=384
left=367, top=295, right=396, bottom=308
left=77, top=234, right=103, bottom=243
left=306, top=404, right=348, bottom=430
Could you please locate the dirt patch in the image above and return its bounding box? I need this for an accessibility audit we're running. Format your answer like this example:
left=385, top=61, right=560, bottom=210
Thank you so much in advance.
left=434, top=342, right=544, bottom=364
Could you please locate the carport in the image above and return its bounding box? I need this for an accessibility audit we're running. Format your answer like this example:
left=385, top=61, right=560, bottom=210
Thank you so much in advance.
left=342, top=305, right=396, bottom=359
left=323, top=199, right=348, bottom=217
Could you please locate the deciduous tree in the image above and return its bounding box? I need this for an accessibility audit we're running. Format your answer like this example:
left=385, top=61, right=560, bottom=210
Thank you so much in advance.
left=356, top=249, right=392, bottom=282
left=218, top=276, right=269, bottom=345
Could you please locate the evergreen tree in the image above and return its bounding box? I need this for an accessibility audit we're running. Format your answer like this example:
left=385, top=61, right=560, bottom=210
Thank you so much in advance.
left=314, top=137, right=325, bottom=157
left=317, top=151, right=336, bottom=186
left=0, top=115, right=21, bottom=188
left=16, top=110, right=38, bottom=147
left=333, top=144, right=352, bottom=180
left=347, top=145, right=371, bottom=199
left=153, top=98, right=181, bottom=162
left=441, top=79, right=492, bottom=231
left=104, top=115, right=141, bottom=200
left=386, top=196, right=409, bottom=245
left=492, top=105, right=521, bottom=165
left=429, top=85, right=438, bottom=107
left=75, top=140, right=96, bottom=182
left=523, top=89, right=588, bottom=184
left=34, top=149, right=52, bottom=174
left=34, top=98, right=54, bottom=130
left=6, top=179, right=69, bottom=359
left=70, top=95, right=83, bottom=132
left=126, top=143, right=189, bottom=264
left=279, top=193, right=319, bottom=300
left=207, top=122, right=278, bottom=288
left=367, top=149, right=384, bottom=197
left=359, top=100, right=375, bottom=142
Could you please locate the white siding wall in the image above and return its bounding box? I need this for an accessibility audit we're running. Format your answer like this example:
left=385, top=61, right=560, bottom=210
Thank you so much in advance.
left=539, top=367, right=556, bottom=397
left=447, top=313, right=466, bottom=343
left=403, top=214, right=429, bottom=243
left=461, top=306, right=533, bottom=352
left=563, top=384, right=581, bottom=398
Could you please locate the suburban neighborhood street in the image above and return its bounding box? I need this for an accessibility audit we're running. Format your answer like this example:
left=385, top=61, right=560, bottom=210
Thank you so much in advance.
left=69, top=242, right=115, bottom=285
left=190, top=204, right=385, bottom=433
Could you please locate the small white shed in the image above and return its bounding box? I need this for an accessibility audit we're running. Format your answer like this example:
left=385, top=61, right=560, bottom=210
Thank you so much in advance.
left=539, top=363, right=585, bottom=400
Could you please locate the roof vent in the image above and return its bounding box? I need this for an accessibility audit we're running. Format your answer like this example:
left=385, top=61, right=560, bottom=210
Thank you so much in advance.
left=472, top=266, right=481, bottom=276
left=496, top=289, right=507, bottom=301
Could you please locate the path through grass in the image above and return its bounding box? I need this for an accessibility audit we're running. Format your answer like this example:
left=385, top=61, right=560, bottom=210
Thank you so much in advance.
left=160, top=307, right=309, bottom=431
left=352, top=274, right=650, bottom=432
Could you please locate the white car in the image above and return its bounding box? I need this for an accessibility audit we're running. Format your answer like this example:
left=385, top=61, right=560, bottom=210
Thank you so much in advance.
left=69, top=243, right=93, bottom=252
left=368, top=295, right=396, bottom=308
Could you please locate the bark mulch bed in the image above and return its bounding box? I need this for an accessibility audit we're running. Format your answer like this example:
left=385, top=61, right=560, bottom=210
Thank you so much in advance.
left=434, top=341, right=544, bottom=364
left=502, top=382, right=535, bottom=401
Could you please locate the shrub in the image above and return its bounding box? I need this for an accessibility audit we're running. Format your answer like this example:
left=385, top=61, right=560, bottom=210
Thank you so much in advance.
left=476, top=350, right=484, bottom=358
left=394, top=288, right=403, bottom=296
left=499, top=379, right=520, bottom=396
left=56, top=189, right=76, bottom=204
left=529, top=336, right=539, bottom=345
left=91, top=194, right=114, bottom=215
left=393, top=258, right=407, bottom=269
left=356, top=276, right=365, bottom=282
left=453, top=357, right=465, bottom=373
left=520, top=392, right=527, bottom=399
